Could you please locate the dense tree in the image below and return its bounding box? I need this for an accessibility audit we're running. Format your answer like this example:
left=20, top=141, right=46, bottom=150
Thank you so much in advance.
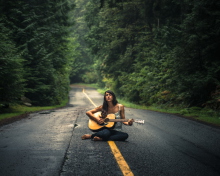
left=0, top=1, right=25, bottom=107
left=84, top=0, right=220, bottom=109
left=18, top=0, right=75, bottom=105
left=0, top=24, right=25, bottom=106
left=171, top=0, right=220, bottom=107
left=1, top=0, right=220, bottom=111
left=0, top=0, right=76, bottom=107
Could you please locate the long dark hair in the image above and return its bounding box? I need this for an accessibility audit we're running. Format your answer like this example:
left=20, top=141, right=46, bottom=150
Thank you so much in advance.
left=101, top=90, right=118, bottom=118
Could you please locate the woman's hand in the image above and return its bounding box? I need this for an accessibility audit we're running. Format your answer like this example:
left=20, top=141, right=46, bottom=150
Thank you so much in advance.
left=123, top=119, right=133, bottom=126
left=128, top=119, right=133, bottom=126
left=97, top=118, right=105, bottom=124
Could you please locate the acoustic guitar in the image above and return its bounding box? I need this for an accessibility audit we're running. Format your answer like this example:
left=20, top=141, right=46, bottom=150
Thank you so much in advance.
left=88, top=111, right=144, bottom=131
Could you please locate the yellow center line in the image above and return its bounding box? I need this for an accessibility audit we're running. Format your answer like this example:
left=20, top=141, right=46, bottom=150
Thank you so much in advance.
left=82, top=88, right=97, bottom=107
left=82, top=88, right=134, bottom=176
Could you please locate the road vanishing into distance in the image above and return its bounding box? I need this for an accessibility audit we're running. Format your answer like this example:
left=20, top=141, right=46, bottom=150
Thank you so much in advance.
left=0, top=85, right=220, bottom=176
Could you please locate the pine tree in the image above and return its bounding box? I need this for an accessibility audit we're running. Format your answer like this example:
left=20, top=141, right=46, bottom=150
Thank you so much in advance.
left=0, top=1, right=25, bottom=108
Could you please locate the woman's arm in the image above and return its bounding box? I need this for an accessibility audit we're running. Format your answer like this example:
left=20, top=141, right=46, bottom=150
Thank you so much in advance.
left=120, top=105, right=133, bottom=126
left=86, top=105, right=104, bottom=124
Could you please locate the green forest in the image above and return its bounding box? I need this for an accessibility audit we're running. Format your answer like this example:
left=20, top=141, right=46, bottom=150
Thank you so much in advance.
left=1, top=0, right=220, bottom=114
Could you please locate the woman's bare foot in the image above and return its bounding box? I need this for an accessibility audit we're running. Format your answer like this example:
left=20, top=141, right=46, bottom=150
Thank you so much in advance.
left=93, top=136, right=103, bottom=141
left=81, top=134, right=92, bottom=140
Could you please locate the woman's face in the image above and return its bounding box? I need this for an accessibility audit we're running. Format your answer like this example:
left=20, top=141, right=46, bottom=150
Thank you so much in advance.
left=105, top=92, right=113, bottom=102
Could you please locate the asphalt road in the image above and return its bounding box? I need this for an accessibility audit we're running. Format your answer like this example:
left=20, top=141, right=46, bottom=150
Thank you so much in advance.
left=0, top=86, right=220, bottom=176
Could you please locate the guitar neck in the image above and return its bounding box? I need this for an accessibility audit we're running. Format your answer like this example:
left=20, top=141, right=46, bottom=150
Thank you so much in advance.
left=107, top=118, right=144, bottom=124
left=104, top=114, right=144, bottom=124
left=108, top=119, right=129, bottom=122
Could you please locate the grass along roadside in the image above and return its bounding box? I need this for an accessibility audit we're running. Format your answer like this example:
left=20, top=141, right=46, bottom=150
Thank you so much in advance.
left=82, top=83, right=220, bottom=127
left=0, top=98, right=68, bottom=122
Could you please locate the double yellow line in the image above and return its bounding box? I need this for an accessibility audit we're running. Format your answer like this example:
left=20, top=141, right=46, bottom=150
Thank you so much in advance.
left=83, top=89, right=134, bottom=176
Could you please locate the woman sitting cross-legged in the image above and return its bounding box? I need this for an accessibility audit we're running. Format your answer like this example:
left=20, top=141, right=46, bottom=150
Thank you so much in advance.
left=81, top=90, right=133, bottom=141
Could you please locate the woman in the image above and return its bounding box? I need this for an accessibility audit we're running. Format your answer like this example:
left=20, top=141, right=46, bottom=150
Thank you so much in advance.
left=81, top=90, right=133, bottom=141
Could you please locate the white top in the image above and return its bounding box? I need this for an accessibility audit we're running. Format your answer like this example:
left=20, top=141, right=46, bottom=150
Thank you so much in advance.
left=112, top=105, right=122, bottom=131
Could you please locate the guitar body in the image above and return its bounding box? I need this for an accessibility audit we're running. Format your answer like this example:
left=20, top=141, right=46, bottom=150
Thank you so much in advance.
left=88, top=112, right=116, bottom=131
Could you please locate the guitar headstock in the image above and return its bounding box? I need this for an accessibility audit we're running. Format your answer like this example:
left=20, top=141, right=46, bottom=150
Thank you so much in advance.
left=134, top=119, right=145, bottom=124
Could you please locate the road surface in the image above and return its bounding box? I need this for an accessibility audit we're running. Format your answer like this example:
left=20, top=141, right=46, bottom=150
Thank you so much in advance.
left=0, top=85, right=220, bottom=176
